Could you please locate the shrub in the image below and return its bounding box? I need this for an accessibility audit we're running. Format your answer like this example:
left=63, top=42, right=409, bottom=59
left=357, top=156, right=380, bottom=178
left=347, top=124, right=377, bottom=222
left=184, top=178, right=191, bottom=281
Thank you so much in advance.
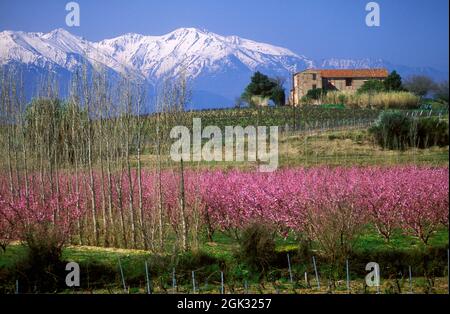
left=272, top=244, right=449, bottom=280
left=175, top=250, right=221, bottom=272
left=369, top=111, right=412, bottom=150
left=238, top=222, right=276, bottom=274
left=14, top=224, right=68, bottom=293
left=77, top=261, right=119, bottom=290
left=358, top=80, right=385, bottom=94
left=413, top=117, right=449, bottom=148
left=370, top=112, right=449, bottom=150
left=348, top=245, right=449, bottom=278
left=305, top=88, right=327, bottom=100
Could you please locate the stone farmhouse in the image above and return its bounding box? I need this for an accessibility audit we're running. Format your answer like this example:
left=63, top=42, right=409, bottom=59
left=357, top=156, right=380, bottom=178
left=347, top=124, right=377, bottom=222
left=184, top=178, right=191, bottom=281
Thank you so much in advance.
left=289, top=68, right=389, bottom=106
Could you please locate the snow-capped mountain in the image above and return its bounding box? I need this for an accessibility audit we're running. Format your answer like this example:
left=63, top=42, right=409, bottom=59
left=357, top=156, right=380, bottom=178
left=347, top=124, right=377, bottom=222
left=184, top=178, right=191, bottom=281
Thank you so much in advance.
left=0, top=27, right=447, bottom=108
left=0, top=28, right=142, bottom=79
left=0, top=27, right=315, bottom=107
left=95, top=27, right=313, bottom=83
left=0, top=27, right=312, bottom=83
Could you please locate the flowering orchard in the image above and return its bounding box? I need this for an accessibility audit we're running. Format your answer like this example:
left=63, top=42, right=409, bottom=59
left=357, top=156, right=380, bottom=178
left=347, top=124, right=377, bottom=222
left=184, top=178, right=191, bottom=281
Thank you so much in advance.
left=0, top=166, right=447, bottom=253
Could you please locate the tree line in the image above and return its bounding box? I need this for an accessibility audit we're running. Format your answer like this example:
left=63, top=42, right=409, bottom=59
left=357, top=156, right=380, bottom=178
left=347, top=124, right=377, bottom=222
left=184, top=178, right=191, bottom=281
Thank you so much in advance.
left=0, top=65, right=194, bottom=252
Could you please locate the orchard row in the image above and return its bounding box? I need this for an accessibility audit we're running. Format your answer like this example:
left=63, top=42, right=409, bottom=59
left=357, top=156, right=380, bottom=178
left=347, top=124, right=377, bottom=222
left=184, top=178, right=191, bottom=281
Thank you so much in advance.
left=0, top=166, right=448, bottom=254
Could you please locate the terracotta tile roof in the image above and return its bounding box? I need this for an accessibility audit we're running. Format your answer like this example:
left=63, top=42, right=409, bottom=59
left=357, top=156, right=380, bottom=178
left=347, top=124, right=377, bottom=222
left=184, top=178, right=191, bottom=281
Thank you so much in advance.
left=303, top=68, right=389, bottom=78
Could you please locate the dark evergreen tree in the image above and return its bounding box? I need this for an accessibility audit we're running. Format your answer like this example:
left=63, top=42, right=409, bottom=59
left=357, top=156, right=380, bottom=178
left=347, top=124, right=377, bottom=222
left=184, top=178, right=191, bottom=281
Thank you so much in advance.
left=241, top=71, right=286, bottom=106
left=384, top=70, right=403, bottom=91
left=271, top=85, right=286, bottom=106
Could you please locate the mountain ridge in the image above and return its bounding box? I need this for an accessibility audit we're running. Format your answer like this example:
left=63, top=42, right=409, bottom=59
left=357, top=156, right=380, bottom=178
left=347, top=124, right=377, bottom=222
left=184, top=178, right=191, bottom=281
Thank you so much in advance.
left=0, top=27, right=447, bottom=108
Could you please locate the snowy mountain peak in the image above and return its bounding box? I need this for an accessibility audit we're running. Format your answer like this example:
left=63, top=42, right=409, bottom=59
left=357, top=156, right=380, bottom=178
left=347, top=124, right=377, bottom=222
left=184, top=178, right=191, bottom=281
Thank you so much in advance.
left=43, top=28, right=75, bottom=38
left=41, top=28, right=88, bottom=53
left=169, top=27, right=206, bottom=35
left=93, top=27, right=312, bottom=81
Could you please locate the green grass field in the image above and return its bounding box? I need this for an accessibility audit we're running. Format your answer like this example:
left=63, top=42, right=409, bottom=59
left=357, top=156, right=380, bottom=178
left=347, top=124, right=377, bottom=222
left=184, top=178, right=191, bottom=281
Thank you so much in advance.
left=1, top=227, right=448, bottom=294
left=134, top=126, right=449, bottom=171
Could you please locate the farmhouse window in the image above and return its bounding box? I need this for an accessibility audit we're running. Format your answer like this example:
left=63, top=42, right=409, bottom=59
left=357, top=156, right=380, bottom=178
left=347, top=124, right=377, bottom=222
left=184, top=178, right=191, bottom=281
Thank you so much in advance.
left=346, top=78, right=353, bottom=87
left=312, top=84, right=317, bottom=89
left=312, top=73, right=317, bottom=80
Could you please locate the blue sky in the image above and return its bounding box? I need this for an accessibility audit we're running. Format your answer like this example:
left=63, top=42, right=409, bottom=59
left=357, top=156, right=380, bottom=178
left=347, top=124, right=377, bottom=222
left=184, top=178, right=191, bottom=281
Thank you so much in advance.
left=0, top=0, right=448, bottom=70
